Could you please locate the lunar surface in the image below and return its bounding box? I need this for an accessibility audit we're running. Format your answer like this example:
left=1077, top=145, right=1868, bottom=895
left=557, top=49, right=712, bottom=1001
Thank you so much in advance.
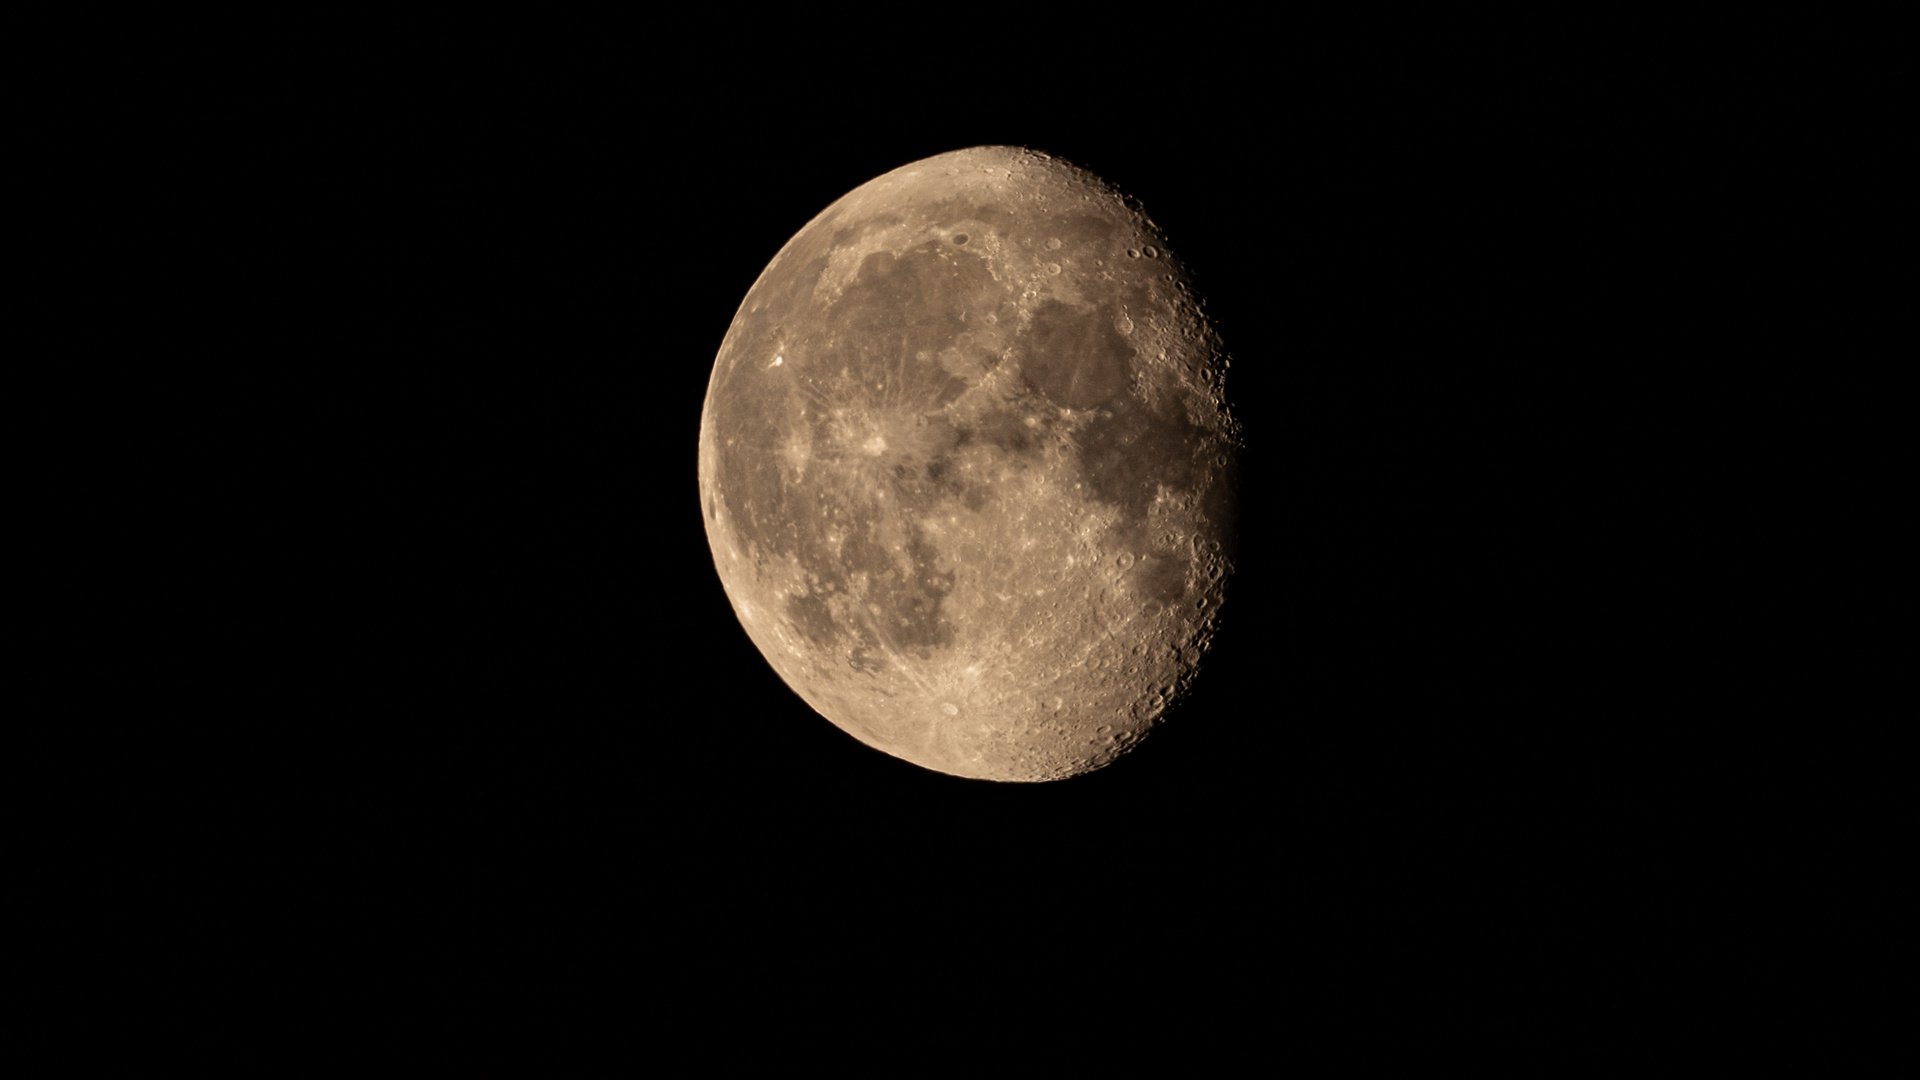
left=699, top=146, right=1238, bottom=781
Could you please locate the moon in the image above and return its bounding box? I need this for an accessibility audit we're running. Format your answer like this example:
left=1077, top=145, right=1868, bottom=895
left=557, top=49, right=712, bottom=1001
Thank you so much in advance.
left=699, top=146, right=1238, bottom=781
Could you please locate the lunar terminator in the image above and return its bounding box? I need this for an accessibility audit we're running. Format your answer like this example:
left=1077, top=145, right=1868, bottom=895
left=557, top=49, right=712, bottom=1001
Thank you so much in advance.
left=699, top=146, right=1238, bottom=781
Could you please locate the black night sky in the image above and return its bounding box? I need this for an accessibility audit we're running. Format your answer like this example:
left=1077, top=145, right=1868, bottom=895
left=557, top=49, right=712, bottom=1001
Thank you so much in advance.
left=191, top=66, right=1654, bottom=979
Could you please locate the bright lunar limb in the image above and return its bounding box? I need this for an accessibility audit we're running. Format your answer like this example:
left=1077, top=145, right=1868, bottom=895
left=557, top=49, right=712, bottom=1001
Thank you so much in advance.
left=699, top=146, right=1239, bottom=781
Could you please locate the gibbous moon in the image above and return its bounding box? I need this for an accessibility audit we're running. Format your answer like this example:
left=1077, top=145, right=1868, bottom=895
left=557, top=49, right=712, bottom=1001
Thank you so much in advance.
left=699, top=146, right=1238, bottom=781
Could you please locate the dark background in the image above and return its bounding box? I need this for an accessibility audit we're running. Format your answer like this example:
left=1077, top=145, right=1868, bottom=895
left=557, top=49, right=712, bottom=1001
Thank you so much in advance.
left=184, top=71, right=1656, bottom=974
